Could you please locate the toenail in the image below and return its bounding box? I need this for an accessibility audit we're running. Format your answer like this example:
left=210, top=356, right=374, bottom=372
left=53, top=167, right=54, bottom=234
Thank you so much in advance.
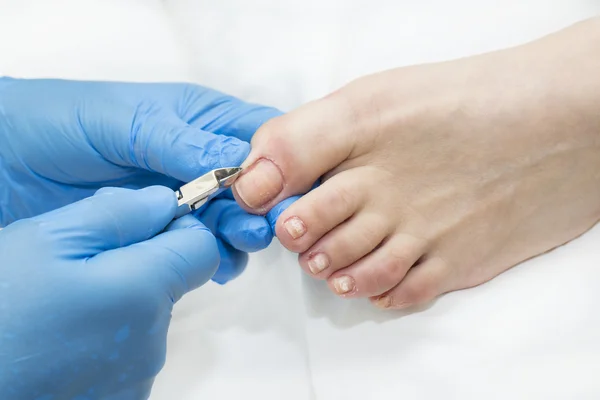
left=234, top=158, right=283, bottom=209
left=284, top=217, right=306, bottom=239
left=332, top=276, right=355, bottom=294
left=374, top=296, right=392, bottom=309
left=308, top=253, right=330, bottom=274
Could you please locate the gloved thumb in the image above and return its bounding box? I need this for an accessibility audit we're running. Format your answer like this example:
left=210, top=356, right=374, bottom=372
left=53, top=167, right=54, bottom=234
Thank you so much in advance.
left=80, top=99, right=250, bottom=183
left=92, top=214, right=220, bottom=302
left=33, top=186, right=177, bottom=258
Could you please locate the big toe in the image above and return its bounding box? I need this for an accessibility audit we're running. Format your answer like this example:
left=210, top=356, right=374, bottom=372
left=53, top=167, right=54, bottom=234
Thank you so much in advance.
left=233, top=94, right=357, bottom=214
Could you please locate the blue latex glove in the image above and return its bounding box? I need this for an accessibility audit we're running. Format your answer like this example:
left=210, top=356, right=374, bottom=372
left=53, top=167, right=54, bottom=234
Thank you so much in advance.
left=0, top=77, right=282, bottom=283
left=0, top=186, right=218, bottom=399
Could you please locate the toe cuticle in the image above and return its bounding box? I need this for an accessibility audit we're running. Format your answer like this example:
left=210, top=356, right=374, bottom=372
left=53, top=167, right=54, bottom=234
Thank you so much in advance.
left=284, top=217, right=306, bottom=239
left=332, top=276, right=355, bottom=295
left=308, top=253, right=330, bottom=274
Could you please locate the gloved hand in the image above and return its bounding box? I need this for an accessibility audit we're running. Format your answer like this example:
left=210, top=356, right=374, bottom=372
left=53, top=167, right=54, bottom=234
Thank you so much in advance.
left=0, top=77, right=282, bottom=283
left=0, top=186, right=218, bottom=399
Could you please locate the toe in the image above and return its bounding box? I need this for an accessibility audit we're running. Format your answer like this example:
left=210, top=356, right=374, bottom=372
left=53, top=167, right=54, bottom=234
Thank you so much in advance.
left=298, top=210, right=391, bottom=277
left=233, top=94, right=358, bottom=214
left=371, top=257, right=449, bottom=310
left=326, top=233, right=426, bottom=297
left=275, top=170, right=367, bottom=253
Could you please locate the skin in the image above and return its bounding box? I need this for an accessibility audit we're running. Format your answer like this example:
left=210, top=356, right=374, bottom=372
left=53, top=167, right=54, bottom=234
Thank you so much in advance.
left=233, top=17, right=600, bottom=309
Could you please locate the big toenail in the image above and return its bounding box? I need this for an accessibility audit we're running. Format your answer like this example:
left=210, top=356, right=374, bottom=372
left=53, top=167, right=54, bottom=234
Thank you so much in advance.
left=234, top=159, right=283, bottom=209
left=374, top=296, right=392, bottom=309
left=308, top=253, right=330, bottom=274
left=332, top=276, right=355, bottom=294
left=284, top=217, right=306, bottom=239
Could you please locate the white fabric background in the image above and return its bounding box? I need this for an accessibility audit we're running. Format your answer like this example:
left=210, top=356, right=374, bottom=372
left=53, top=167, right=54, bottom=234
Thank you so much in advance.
left=1, top=1, right=600, bottom=399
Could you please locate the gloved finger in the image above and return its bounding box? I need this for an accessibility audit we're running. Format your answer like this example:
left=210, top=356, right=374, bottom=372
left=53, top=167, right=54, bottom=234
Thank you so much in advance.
left=266, top=195, right=302, bottom=235
left=166, top=213, right=249, bottom=284
left=264, top=179, right=320, bottom=233
left=217, top=188, right=235, bottom=200
left=34, top=186, right=177, bottom=257
left=211, top=238, right=248, bottom=285
left=105, top=82, right=282, bottom=142
left=165, top=214, right=248, bottom=285
left=82, top=101, right=250, bottom=183
left=175, top=85, right=283, bottom=142
left=164, top=214, right=204, bottom=232
left=96, top=220, right=219, bottom=303
left=94, top=187, right=132, bottom=196
left=198, top=198, right=273, bottom=252
left=108, top=170, right=182, bottom=191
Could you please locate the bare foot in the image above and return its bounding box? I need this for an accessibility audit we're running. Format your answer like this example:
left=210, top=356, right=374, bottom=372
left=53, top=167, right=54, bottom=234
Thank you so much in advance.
left=233, top=18, right=600, bottom=309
